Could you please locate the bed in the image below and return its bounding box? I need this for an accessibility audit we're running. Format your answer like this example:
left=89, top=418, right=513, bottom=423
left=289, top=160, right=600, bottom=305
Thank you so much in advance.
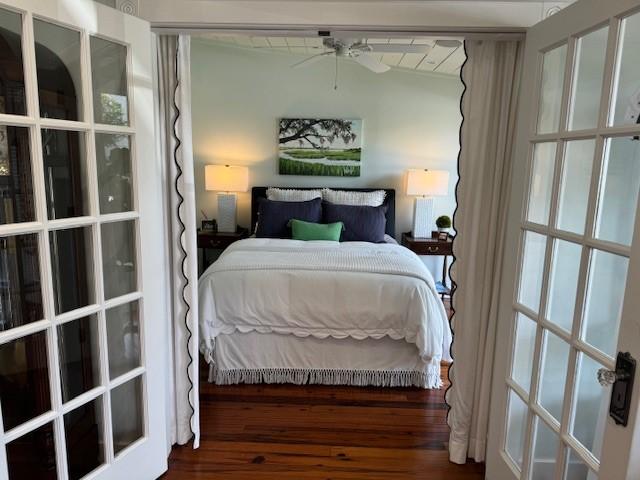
left=198, top=187, right=452, bottom=389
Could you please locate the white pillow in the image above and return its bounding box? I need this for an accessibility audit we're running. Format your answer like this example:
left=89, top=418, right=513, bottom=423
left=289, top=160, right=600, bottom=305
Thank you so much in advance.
left=322, top=188, right=386, bottom=207
left=266, top=187, right=322, bottom=202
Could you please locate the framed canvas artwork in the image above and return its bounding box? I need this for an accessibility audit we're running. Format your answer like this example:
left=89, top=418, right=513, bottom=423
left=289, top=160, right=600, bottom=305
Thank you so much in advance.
left=278, top=118, right=362, bottom=177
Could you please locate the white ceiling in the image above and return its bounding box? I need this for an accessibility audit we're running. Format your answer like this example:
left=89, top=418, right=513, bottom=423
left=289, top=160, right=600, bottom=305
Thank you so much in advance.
left=198, top=34, right=466, bottom=76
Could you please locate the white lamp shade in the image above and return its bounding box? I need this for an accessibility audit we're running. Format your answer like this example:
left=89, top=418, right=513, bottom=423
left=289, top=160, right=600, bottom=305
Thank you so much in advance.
left=205, top=165, right=249, bottom=192
left=406, top=169, right=450, bottom=197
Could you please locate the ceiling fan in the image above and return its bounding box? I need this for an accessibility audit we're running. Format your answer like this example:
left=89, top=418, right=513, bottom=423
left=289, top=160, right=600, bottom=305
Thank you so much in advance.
left=291, top=38, right=461, bottom=74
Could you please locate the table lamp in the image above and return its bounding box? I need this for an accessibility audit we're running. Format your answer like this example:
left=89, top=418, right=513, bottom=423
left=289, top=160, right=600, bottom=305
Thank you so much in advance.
left=406, top=169, right=450, bottom=238
left=205, top=164, right=249, bottom=232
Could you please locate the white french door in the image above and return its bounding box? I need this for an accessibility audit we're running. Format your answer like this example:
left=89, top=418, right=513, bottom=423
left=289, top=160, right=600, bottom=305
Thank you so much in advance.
left=0, top=1, right=167, bottom=479
left=487, top=0, right=640, bottom=479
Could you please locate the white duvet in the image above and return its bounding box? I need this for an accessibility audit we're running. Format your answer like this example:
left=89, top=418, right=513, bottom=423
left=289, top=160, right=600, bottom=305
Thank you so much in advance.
left=198, top=238, right=452, bottom=368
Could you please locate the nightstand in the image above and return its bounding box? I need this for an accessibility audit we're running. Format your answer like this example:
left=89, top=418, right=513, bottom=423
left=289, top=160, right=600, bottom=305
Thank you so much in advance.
left=401, top=232, right=453, bottom=299
left=198, top=227, right=249, bottom=274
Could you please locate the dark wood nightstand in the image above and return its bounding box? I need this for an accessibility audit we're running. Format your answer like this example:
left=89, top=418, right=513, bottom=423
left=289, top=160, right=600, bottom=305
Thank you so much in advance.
left=198, top=227, right=249, bottom=273
left=401, top=232, right=453, bottom=299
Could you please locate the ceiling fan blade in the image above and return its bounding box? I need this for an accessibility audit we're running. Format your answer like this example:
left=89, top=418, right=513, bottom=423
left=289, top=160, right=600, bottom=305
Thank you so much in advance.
left=291, top=51, right=334, bottom=69
left=353, top=53, right=390, bottom=73
left=435, top=39, right=462, bottom=49
left=367, top=44, right=432, bottom=54
left=253, top=45, right=325, bottom=49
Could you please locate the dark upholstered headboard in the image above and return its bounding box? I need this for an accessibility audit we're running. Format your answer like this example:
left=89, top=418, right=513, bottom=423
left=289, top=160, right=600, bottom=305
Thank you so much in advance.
left=251, top=187, right=396, bottom=238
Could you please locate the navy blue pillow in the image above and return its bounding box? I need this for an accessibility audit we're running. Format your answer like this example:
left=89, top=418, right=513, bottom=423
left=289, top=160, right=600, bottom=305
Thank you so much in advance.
left=322, top=201, right=387, bottom=243
left=256, top=197, right=322, bottom=238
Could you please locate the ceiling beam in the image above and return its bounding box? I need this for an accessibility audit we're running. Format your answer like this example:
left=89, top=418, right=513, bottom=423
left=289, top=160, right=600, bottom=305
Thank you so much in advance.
left=141, top=1, right=572, bottom=34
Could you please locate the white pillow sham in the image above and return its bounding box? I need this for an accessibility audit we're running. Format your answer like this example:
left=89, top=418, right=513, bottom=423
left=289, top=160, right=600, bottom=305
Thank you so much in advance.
left=322, top=188, right=386, bottom=207
left=266, top=187, right=322, bottom=202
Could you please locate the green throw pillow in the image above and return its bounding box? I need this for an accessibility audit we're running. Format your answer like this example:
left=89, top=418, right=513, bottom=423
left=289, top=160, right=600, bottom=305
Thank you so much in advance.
left=289, top=219, right=343, bottom=241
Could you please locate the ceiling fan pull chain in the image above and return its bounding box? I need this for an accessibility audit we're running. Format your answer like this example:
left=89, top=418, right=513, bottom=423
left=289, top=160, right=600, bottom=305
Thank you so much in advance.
left=334, top=54, right=339, bottom=90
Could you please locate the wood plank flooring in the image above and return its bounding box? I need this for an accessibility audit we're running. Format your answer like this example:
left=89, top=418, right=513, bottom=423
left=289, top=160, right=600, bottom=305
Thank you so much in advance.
left=163, top=362, right=485, bottom=479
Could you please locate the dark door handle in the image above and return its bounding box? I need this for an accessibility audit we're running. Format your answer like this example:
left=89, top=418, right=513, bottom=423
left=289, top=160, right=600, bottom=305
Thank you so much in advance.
left=598, top=352, right=636, bottom=426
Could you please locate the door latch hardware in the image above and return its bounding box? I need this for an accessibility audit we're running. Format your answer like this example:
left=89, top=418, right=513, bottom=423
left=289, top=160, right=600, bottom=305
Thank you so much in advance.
left=598, top=352, right=636, bottom=426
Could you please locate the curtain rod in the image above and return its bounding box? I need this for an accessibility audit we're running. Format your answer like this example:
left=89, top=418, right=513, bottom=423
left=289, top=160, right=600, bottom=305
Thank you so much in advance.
left=151, top=24, right=526, bottom=40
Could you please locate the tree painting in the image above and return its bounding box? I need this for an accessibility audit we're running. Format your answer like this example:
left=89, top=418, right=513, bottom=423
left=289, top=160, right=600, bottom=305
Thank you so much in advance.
left=278, top=118, right=362, bottom=177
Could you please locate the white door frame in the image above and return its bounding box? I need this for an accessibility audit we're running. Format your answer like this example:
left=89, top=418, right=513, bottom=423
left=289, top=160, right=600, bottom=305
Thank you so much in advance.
left=487, top=0, right=640, bottom=479
left=0, top=1, right=168, bottom=478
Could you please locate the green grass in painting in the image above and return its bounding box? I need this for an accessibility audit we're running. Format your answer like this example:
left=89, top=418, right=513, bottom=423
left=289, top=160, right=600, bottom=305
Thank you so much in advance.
left=279, top=158, right=360, bottom=176
left=281, top=148, right=362, bottom=161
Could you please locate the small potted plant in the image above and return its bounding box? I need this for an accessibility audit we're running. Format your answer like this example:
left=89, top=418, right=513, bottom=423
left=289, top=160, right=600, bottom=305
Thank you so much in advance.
left=436, top=215, right=452, bottom=233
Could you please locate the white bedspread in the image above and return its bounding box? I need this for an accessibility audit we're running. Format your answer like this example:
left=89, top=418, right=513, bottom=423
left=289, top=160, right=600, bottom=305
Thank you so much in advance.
left=198, top=238, right=452, bottom=366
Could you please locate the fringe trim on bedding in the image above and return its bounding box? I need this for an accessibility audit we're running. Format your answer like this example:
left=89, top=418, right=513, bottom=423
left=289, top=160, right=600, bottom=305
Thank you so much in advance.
left=209, top=365, right=443, bottom=389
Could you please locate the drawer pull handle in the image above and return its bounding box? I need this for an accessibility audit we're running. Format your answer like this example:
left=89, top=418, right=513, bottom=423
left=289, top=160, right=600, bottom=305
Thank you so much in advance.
left=427, top=246, right=439, bottom=253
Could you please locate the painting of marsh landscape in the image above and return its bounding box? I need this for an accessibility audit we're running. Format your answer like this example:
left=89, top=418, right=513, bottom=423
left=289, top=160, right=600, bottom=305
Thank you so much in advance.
left=279, top=118, right=362, bottom=176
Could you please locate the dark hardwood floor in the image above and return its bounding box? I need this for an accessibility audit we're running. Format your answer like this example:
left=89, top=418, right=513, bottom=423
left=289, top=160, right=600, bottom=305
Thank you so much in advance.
left=163, top=360, right=485, bottom=479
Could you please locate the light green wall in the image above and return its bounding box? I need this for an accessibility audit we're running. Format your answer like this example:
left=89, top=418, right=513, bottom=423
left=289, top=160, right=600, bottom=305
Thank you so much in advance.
left=191, top=38, right=463, bottom=242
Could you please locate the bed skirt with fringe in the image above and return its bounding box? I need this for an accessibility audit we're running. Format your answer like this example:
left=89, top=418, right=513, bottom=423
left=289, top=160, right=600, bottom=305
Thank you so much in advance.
left=205, top=331, right=445, bottom=389
left=209, top=364, right=442, bottom=389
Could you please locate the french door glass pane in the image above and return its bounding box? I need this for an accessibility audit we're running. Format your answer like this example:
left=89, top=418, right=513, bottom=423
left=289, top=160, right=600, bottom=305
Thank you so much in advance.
left=594, top=136, right=640, bottom=246
left=531, top=418, right=560, bottom=480
left=50, top=227, right=95, bottom=315
left=557, top=139, right=595, bottom=234
left=511, top=312, right=537, bottom=393
left=0, top=3, right=154, bottom=479
left=0, top=126, right=35, bottom=225
left=58, top=315, right=101, bottom=403
left=91, top=36, right=129, bottom=126
left=0, top=8, right=26, bottom=115
left=6, top=421, right=57, bottom=480
left=34, top=19, right=82, bottom=121
left=546, top=239, right=582, bottom=332
left=518, top=231, right=547, bottom=313
left=611, top=11, right=640, bottom=126
left=0, top=331, right=50, bottom=431
left=537, top=45, right=568, bottom=134
left=111, top=376, right=143, bottom=455
left=538, top=330, right=570, bottom=421
left=96, top=133, right=133, bottom=213
left=42, top=129, right=89, bottom=220
left=101, top=220, right=137, bottom=299
left=568, top=27, right=608, bottom=131
left=106, top=301, right=140, bottom=379
left=505, top=388, right=528, bottom=469
left=64, top=397, right=105, bottom=480
left=582, top=249, right=628, bottom=357
left=571, top=353, right=609, bottom=460
left=527, top=142, right=556, bottom=225
left=0, top=233, right=43, bottom=331
left=564, top=448, right=595, bottom=480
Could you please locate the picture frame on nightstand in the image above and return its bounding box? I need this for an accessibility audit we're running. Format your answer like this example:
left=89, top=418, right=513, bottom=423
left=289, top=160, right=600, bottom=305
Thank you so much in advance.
left=202, top=219, right=217, bottom=232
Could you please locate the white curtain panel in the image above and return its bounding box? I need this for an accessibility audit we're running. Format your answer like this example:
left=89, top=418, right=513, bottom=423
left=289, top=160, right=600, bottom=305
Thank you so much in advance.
left=447, top=40, right=523, bottom=464
left=156, top=34, right=200, bottom=449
